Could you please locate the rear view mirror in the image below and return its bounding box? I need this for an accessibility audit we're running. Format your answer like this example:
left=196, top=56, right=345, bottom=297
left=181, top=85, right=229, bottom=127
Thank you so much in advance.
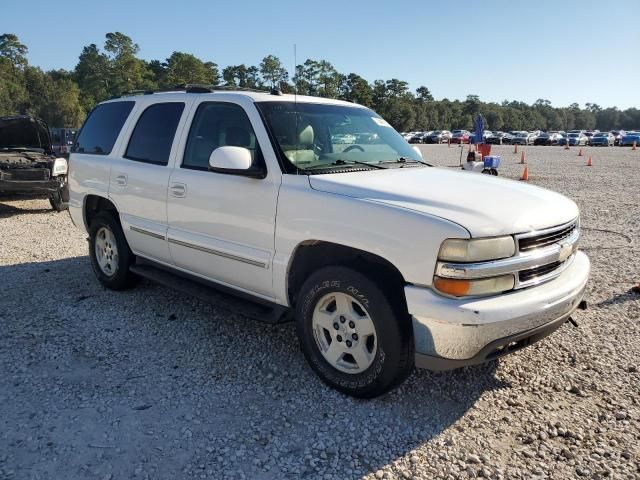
left=208, top=146, right=266, bottom=179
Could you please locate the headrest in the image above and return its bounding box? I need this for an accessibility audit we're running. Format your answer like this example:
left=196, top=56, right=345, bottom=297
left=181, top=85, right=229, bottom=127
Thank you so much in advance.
left=298, top=124, right=314, bottom=146
left=226, top=127, right=250, bottom=148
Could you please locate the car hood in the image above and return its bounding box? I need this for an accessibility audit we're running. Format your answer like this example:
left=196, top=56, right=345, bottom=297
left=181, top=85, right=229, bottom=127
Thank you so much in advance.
left=0, top=116, right=52, bottom=152
left=308, top=167, right=579, bottom=237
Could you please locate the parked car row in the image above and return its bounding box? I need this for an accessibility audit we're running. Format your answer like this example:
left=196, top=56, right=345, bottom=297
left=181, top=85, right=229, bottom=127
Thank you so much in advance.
left=402, top=129, right=640, bottom=146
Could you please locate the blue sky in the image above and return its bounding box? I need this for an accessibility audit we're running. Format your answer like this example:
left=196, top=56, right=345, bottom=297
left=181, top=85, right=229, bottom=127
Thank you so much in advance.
left=2, top=0, right=638, bottom=108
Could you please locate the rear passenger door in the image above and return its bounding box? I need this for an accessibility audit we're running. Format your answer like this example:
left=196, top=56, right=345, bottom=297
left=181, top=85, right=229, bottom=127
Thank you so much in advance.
left=108, top=99, right=191, bottom=265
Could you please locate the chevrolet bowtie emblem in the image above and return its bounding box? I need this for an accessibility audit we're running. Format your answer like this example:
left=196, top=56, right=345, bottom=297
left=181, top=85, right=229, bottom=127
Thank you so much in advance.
left=558, top=242, right=574, bottom=262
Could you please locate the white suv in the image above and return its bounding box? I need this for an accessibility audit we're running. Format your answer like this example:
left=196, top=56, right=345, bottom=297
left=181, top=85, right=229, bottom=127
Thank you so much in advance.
left=68, top=86, right=590, bottom=398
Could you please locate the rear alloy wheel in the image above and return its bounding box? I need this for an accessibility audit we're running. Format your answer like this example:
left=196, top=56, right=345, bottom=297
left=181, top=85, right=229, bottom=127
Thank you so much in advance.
left=89, top=211, right=138, bottom=290
left=296, top=266, right=413, bottom=398
left=95, top=226, right=119, bottom=277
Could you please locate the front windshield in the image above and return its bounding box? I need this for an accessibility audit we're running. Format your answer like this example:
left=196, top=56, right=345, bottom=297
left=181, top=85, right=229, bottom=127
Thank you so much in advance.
left=568, top=133, right=579, bottom=138
left=256, top=102, right=420, bottom=171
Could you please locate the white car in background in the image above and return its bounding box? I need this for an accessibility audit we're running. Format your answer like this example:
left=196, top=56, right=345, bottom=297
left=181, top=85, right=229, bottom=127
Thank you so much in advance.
left=331, top=133, right=356, bottom=144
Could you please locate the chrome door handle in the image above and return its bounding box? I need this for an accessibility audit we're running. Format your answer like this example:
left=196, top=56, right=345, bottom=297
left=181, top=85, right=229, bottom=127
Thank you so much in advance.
left=115, top=173, right=128, bottom=186
left=169, top=183, right=186, bottom=198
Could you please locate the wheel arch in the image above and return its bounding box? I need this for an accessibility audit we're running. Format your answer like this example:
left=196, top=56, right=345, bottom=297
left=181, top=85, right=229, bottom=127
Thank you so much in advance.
left=83, top=194, right=119, bottom=230
left=286, top=240, right=409, bottom=314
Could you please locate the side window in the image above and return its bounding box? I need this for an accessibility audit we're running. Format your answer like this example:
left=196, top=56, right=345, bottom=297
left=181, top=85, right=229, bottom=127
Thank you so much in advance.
left=125, top=102, right=185, bottom=165
left=182, top=102, right=262, bottom=170
left=74, top=101, right=135, bottom=155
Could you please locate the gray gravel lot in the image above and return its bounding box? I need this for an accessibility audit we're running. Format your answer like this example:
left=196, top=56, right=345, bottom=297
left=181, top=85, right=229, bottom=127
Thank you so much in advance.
left=1, top=144, right=639, bottom=479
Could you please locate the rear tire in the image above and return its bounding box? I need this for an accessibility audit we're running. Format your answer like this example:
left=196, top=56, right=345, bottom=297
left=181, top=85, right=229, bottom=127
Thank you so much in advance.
left=88, top=211, right=139, bottom=290
left=295, top=266, right=413, bottom=398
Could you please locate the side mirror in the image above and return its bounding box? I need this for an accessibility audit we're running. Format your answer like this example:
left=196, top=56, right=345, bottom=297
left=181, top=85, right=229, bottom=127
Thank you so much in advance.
left=208, top=146, right=266, bottom=179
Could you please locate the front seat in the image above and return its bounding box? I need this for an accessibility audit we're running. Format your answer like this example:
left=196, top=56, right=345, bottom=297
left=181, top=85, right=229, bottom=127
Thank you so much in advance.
left=283, top=124, right=317, bottom=165
left=225, top=126, right=251, bottom=148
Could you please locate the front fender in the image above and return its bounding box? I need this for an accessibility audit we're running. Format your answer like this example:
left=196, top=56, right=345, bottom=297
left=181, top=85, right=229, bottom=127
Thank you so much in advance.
left=272, top=175, right=469, bottom=305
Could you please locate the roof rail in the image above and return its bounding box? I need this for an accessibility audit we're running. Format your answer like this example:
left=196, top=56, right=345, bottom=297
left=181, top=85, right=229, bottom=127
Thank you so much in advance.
left=112, top=84, right=284, bottom=99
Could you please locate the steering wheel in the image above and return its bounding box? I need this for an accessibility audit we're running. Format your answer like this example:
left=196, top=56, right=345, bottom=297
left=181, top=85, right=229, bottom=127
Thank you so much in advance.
left=343, top=145, right=365, bottom=153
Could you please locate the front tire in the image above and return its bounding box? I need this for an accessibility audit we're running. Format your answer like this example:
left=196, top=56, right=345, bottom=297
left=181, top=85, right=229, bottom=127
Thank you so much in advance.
left=49, top=179, right=69, bottom=212
left=88, top=211, right=138, bottom=290
left=295, top=266, right=413, bottom=398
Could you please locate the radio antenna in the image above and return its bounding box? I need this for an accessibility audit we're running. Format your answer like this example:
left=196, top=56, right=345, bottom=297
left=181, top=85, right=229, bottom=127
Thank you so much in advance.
left=294, top=43, right=299, bottom=174
left=293, top=43, right=297, bottom=98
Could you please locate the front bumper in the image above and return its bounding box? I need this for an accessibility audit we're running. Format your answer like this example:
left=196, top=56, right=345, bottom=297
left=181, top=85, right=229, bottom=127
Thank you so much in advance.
left=407, top=251, right=590, bottom=370
left=0, top=177, right=62, bottom=194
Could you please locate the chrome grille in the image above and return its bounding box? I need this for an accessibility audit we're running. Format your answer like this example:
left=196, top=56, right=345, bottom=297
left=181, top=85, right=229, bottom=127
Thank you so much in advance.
left=436, top=218, right=581, bottom=294
left=518, top=221, right=577, bottom=252
left=518, top=261, right=563, bottom=283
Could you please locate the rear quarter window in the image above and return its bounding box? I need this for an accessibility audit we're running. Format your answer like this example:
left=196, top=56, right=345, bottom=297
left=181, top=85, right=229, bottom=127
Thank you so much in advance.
left=74, top=101, right=135, bottom=155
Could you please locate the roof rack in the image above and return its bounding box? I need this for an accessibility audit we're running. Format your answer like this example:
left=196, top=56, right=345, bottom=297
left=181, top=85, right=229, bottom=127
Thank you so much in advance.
left=113, top=84, right=283, bottom=99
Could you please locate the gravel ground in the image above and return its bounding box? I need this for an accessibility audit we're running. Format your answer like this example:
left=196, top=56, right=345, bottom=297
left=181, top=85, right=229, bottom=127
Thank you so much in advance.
left=1, top=144, right=638, bottom=480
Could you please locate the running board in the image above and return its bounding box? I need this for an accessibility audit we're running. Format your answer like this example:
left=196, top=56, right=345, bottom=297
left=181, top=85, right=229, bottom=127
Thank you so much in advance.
left=130, top=261, right=291, bottom=324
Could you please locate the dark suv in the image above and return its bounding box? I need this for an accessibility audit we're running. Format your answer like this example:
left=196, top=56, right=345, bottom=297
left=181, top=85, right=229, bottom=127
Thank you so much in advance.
left=0, top=116, right=69, bottom=211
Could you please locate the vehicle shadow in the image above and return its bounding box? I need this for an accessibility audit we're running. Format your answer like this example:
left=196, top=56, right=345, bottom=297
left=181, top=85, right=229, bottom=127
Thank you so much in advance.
left=1, top=256, right=506, bottom=479
left=0, top=195, right=52, bottom=218
left=596, top=290, right=640, bottom=307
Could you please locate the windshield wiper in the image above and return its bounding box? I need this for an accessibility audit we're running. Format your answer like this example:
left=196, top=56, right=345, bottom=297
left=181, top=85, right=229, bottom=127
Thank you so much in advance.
left=304, top=159, right=386, bottom=171
left=379, top=157, right=433, bottom=167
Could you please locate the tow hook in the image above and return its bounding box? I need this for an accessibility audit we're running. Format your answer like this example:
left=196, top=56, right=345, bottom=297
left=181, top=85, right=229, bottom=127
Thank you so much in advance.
left=567, top=317, right=579, bottom=328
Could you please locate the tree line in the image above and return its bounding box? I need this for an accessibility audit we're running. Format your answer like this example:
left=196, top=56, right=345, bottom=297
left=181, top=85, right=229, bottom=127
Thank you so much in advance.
left=1, top=32, right=638, bottom=132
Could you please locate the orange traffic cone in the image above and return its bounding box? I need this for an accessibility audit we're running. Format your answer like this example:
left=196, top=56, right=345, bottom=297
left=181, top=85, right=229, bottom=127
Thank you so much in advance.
left=587, top=156, right=592, bottom=166
left=564, top=140, right=570, bottom=150
left=578, top=148, right=583, bottom=156
left=520, top=166, right=529, bottom=181
left=520, top=151, right=526, bottom=164
left=633, top=141, right=637, bottom=151
left=514, top=143, right=518, bottom=154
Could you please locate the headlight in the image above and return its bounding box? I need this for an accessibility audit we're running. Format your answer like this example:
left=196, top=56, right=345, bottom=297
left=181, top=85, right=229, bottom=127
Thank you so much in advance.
left=433, top=274, right=515, bottom=297
left=438, top=236, right=515, bottom=262
left=52, top=158, right=68, bottom=176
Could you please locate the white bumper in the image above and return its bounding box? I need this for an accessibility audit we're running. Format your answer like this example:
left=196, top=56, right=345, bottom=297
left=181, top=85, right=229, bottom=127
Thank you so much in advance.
left=407, top=251, right=590, bottom=368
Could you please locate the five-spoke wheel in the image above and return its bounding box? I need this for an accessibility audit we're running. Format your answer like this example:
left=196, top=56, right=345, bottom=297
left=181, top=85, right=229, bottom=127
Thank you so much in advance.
left=94, top=226, right=119, bottom=276
left=296, top=266, right=414, bottom=398
left=312, top=292, right=377, bottom=374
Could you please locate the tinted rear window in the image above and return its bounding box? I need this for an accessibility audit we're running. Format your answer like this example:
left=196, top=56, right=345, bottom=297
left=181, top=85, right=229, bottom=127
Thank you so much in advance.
left=125, top=103, right=185, bottom=165
left=74, top=101, right=134, bottom=155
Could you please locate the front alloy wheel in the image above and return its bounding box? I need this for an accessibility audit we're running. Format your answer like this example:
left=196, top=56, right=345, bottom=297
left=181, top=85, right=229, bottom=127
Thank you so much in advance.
left=312, top=292, right=378, bottom=374
left=296, top=266, right=414, bottom=398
